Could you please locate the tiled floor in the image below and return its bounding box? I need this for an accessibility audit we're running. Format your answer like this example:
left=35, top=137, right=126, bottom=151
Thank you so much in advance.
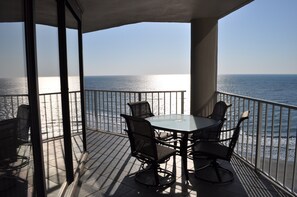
left=77, top=130, right=290, bottom=197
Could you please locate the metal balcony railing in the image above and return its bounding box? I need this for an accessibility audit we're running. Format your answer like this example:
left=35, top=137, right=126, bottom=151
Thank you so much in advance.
left=1, top=90, right=296, bottom=196
left=0, top=91, right=82, bottom=141
left=217, top=91, right=297, bottom=195
left=85, top=89, right=186, bottom=134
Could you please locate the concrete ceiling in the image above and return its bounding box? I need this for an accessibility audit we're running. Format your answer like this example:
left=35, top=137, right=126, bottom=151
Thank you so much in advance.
left=80, top=0, right=253, bottom=33
left=0, top=0, right=253, bottom=33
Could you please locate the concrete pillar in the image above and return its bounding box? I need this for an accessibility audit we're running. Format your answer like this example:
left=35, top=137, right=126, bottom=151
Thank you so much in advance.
left=190, top=18, right=218, bottom=115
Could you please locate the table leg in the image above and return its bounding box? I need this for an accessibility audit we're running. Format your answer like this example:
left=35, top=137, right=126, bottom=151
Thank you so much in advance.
left=180, top=133, right=189, bottom=180
left=173, top=132, right=178, bottom=148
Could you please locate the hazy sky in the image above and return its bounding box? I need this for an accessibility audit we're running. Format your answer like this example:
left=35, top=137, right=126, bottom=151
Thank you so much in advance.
left=0, top=0, right=296, bottom=77
left=83, top=0, right=297, bottom=76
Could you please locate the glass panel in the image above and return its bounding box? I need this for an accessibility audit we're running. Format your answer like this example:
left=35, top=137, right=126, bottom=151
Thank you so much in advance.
left=35, top=0, right=64, bottom=195
left=0, top=1, right=31, bottom=196
left=65, top=6, right=83, bottom=173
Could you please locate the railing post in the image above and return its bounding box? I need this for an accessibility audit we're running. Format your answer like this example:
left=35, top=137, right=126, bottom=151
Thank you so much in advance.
left=138, top=92, right=142, bottom=101
left=94, top=91, right=98, bottom=131
left=181, top=91, right=184, bottom=114
left=255, top=101, right=263, bottom=170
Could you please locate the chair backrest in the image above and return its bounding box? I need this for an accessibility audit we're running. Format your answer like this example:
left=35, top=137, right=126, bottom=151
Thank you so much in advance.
left=127, top=101, right=154, bottom=118
left=209, top=101, right=231, bottom=121
left=226, top=111, right=249, bottom=159
left=0, top=119, right=18, bottom=161
left=192, top=101, right=230, bottom=141
left=121, top=114, right=157, bottom=161
left=192, top=120, right=223, bottom=141
left=16, top=104, right=30, bottom=144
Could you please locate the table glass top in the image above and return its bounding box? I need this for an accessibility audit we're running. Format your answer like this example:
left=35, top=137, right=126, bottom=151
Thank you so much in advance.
left=146, top=114, right=218, bottom=133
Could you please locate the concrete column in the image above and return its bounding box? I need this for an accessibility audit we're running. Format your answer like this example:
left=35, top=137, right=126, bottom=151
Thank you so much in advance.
left=190, top=18, right=218, bottom=115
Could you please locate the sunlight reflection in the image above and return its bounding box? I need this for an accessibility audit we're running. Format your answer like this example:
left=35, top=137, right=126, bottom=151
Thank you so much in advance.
left=147, top=74, right=189, bottom=91
left=39, top=77, right=60, bottom=94
left=38, top=76, right=80, bottom=94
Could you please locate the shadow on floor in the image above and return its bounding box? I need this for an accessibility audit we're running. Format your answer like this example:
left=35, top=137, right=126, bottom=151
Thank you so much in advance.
left=77, top=131, right=291, bottom=197
left=0, top=176, right=28, bottom=197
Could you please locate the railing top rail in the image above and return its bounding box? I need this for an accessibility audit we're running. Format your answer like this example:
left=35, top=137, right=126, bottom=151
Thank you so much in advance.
left=85, top=89, right=186, bottom=93
left=0, top=90, right=186, bottom=97
left=217, top=91, right=297, bottom=110
left=0, top=91, right=81, bottom=97
left=39, top=91, right=80, bottom=96
left=0, top=94, right=28, bottom=97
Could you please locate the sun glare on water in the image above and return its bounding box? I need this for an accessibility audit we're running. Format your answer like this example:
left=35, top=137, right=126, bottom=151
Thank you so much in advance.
left=39, top=76, right=80, bottom=94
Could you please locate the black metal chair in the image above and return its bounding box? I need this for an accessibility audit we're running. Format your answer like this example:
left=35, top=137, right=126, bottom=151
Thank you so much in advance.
left=191, top=101, right=231, bottom=141
left=121, top=114, right=176, bottom=187
left=127, top=101, right=173, bottom=140
left=208, top=101, right=232, bottom=121
left=15, top=105, right=30, bottom=146
left=192, top=111, right=249, bottom=183
left=0, top=105, right=30, bottom=190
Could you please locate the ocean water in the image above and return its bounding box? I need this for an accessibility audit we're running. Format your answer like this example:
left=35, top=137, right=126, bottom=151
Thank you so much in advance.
left=85, top=74, right=297, bottom=106
left=2, top=74, right=297, bottom=107
left=218, top=74, right=297, bottom=106
left=85, top=74, right=190, bottom=92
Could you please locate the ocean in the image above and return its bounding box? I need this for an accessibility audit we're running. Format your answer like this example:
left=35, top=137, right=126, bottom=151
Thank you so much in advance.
left=1, top=74, right=297, bottom=106
left=85, top=74, right=297, bottom=106
left=217, top=74, right=297, bottom=106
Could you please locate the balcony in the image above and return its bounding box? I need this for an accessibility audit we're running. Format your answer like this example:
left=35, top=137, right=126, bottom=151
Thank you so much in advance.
left=1, top=90, right=296, bottom=196
left=78, top=130, right=289, bottom=196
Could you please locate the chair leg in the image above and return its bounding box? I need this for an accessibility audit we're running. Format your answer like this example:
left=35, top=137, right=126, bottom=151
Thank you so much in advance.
left=195, top=159, right=234, bottom=184
left=134, top=161, right=175, bottom=187
left=213, top=161, right=222, bottom=182
left=152, top=163, right=160, bottom=186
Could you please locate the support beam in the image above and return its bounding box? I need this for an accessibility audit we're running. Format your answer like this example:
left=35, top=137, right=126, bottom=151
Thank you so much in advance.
left=190, top=18, right=218, bottom=116
left=57, top=0, right=74, bottom=183
left=24, top=0, right=46, bottom=196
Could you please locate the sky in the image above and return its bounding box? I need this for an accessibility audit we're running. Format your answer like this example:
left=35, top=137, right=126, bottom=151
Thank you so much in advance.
left=218, top=0, right=297, bottom=74
left=0, top=0, right=297, bottom=77
left=83, top=0, right=297, bottom=76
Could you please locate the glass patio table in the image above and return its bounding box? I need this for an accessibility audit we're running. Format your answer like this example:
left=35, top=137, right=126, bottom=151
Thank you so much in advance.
left=146, top=114, right=218, bottom=180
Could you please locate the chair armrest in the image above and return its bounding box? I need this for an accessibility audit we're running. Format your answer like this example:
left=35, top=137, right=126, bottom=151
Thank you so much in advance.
left=0, top=118, right=18, bottom=136
left=190, top=136, right=233, bottom=148
left=0, top=118, right=17, bottom=124
left=220, top=128, right=235, bottom=133
left=217, top=137, right=232, bottom=142
left=155, top=138, right=180, bottom=149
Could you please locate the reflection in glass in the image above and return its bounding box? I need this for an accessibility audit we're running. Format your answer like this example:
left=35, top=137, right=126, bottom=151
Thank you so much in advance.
left=66, top=6, right=83, bottom=174
left=0, top=22, right=28, bottom=123
left=0, top=3, right=31, bottom=194
left=35, top=0, right=67, bottom=195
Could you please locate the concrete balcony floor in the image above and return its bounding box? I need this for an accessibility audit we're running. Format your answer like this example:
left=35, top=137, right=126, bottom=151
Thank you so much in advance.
left=77, top=130, right=290, bottom=197
left=0, top=130, right=290, bottom=197
left=0, top=134, right=83, bottom=197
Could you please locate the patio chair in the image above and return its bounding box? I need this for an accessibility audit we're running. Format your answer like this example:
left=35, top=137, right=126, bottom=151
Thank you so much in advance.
left=0, top=105, right=30, bottom=190
left=15, top=104, right=30, bottom=146
left=188, top=101, right=231, bottom=156
left=127, top=101, right=173, bottom=140
left=192, top=111, right=249, bottom=183
left=121, top=114, right=177, bottom=187
left=191, top=101, right=231, bottom=141
left=0, top=104, right=30, bottom=148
